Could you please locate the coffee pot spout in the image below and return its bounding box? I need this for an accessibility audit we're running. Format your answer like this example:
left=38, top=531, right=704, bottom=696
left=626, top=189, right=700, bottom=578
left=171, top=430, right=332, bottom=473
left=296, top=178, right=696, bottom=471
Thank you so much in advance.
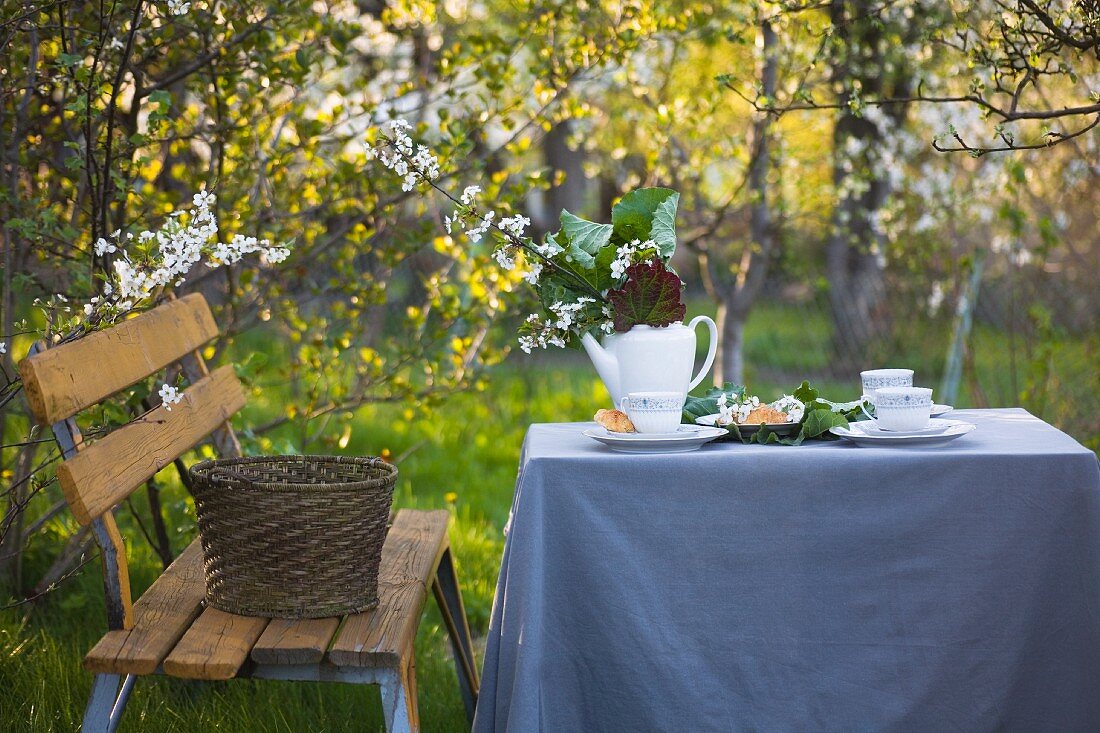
left=580, top=332, right=620, bottom=403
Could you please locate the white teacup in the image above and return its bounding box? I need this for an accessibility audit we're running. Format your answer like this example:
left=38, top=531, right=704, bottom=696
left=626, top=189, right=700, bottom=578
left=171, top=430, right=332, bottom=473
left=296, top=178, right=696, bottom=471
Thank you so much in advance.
left=619, top=391, right=684, bottom=434
left=860, top=368, right=914, bottom=419
left=874, top=387, right=933, bottom=431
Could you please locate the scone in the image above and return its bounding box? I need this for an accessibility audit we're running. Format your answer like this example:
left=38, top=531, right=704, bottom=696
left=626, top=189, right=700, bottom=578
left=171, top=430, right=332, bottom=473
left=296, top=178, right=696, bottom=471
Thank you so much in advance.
left=594, top=408, right=636, bottom=433
left=742, top=405, right=788, bottom=424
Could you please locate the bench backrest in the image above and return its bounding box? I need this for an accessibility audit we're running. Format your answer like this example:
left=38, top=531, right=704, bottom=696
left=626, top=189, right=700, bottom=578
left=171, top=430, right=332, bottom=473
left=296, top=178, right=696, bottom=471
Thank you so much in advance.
left=19, top=294, right=246, bottom=630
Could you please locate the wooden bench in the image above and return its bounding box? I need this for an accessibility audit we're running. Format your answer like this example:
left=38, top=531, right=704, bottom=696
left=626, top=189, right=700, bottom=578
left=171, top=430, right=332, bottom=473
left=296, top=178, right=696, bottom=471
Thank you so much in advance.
left=19, top=294, right=479, bottom=733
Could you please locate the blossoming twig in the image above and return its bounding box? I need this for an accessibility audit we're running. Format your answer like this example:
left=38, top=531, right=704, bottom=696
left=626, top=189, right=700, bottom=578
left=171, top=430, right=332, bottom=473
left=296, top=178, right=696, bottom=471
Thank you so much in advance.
left=372, top=122, right=606, bottom=303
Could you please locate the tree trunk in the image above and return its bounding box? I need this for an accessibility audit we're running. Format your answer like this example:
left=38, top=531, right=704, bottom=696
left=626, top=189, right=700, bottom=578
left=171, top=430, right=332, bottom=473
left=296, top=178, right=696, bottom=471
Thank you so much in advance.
left=541, top=120, right=588, bottom=227
left=825, top=0, right=909, bottom=362
left=716, top=302, right=747, bottom=386
left=712, top=18, right=779, bottom=386
left=0, top=438, right=38, bottom=593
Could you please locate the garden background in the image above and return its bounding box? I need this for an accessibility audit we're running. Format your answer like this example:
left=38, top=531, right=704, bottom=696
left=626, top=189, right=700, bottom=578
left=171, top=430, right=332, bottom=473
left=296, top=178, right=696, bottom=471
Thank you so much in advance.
left=2, top=0, right=1098, bottom=730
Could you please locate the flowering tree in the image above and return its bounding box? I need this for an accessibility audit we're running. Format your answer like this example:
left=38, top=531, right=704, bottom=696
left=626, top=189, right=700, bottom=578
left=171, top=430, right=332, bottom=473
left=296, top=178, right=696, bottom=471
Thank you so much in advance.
left=0, top=0, right=669, bottom=596
left=374, top=119, right=691, bottom=351
left=741, top=0, right=1100, bottom=155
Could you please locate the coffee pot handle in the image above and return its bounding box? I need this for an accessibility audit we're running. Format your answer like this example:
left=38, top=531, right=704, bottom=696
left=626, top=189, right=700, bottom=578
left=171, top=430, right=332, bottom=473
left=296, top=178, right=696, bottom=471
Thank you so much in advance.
left=687, top=315, right=719, bottom=392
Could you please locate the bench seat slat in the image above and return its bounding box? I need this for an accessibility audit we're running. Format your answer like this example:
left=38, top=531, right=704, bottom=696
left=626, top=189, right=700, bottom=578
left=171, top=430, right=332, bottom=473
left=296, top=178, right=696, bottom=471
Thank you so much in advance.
left=251, top=618, right=342, bottom=665
left=328, top=509, right=450, bottom=667
left=163, top=608, right=269, bottom=680
left=19, top=294, right=219, bottom=425
left=57, top=365, right=246, bottom=524
left=84, top=540, right=206, bottom=675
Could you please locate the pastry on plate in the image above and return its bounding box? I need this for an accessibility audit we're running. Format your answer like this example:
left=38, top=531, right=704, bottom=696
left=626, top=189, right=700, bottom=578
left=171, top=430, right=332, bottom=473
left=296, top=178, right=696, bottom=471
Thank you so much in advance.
left=594, top=408, right=636, bottom=433
left=741, top=405, right=788, bottom=424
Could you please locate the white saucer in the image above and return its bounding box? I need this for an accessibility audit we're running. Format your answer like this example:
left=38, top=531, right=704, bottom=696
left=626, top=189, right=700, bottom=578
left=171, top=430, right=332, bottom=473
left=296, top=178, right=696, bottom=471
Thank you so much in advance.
left=830, top=419, right=976, bottom=447
left=583, top=425, right=728, bottom=453
left=859, top=418, right=955, bottom=437
left=930, top=403, right=954, bottom=417
left=695, top=414, right=799, bottom=436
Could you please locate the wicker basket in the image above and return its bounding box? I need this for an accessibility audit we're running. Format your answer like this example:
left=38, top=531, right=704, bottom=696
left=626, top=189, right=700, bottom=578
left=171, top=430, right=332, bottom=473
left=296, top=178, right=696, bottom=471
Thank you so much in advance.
left=188, top=455, right=396, bottom=619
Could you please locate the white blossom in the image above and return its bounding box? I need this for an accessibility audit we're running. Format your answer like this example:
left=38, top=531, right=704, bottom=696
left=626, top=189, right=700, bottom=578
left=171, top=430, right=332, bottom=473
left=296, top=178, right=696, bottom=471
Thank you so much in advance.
left=80, top=190, right=287, bottom=327
left=610, top=239, right=657, bottom=280
left=158, top=383, right=184, bottom=411
left=499, top=214, right=530, bottom=238
left=535, top=238, right=563, bottom=258
left=460, top=185, right=481, bottom=205
left=492, top=247, right=515, bottom=271
left=599, top=304, right=615, bottom=333
left=167, top=0, right=190, bottom=15
left=373, top=120, right=439, bottom=193
left=518, top=307, right=587, bottom=353
left=465, top=211, right=495, bottom=243
left=522, top=260, right=543, bottom=285
left=261, top=246, right=291, bottom=265
left=771, top=395, right=806, bottom=423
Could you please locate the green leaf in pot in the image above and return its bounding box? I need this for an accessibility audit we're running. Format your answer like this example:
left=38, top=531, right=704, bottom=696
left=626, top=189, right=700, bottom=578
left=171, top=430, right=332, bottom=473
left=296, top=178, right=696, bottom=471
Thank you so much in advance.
left=611, top=187, right=679, bottom=257
left=559, top=211, right=612, bottom=272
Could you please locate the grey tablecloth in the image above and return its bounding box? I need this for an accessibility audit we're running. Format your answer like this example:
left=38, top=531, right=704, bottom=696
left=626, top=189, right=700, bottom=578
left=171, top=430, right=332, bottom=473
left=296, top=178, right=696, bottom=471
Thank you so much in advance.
left=473, top=409, right=1100, bottom=733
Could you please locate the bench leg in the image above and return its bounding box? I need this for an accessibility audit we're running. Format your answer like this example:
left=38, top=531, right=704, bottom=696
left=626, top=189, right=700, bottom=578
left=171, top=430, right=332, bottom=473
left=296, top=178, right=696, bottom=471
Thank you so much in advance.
left=380, top=649, right=419, bottom=733
left=83, top=673, right=134, bottom=733
left=432, top=546, right=479, bottom=723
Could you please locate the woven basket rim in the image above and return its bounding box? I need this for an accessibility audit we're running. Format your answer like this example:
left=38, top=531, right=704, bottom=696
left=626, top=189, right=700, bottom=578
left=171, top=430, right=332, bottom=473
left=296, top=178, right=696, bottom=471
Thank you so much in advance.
left=189, top=454, right=397, bottom=492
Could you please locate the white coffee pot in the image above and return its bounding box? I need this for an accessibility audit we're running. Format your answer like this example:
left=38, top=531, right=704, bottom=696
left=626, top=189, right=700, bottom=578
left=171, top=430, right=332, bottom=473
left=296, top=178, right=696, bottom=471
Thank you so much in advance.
left=580, top=317, right=718, bottom=406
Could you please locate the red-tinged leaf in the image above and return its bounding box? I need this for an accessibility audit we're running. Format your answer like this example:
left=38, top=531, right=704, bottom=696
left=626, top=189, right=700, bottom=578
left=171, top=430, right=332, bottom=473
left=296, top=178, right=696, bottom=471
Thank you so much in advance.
left=607, top=261, right=686, bottom=332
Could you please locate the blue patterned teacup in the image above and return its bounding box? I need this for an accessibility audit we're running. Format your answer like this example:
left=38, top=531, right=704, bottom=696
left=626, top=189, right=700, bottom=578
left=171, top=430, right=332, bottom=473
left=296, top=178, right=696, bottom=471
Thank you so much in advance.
left=860, top=368, right=914, bottom=420
left=873, top=386, right=933, bottom=431
left=619, top=391, right=685, bottom=434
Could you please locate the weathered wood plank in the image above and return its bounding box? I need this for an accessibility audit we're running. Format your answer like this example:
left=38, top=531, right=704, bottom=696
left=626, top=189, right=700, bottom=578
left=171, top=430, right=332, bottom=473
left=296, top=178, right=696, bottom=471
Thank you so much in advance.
left=84, top=540, right=206, bottom=675
left=56, top=365, right=246, bottom=524
left=19, top=294, right=219, bottom=424
left=51, top=411, right=135, bottom=631
left=162, top=608, right=269, bottom=680
left=94, top=513, right=135, bottom=630
left=328, top=509, right=449, bottom=668
left=251, top=617, right=342, bottom=666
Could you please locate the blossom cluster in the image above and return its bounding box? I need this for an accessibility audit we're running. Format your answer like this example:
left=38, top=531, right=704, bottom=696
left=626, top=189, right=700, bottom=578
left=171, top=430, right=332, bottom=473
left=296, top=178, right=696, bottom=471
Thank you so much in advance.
left=369, top=118, right=626, bottom=354
left=159, top=383, right=184, bottom=411
left=771, top=395, right=806, bottom=423
left=518, top=314, right=568, bottom=354
left=372, top=119, right=440, bottom=192
left=549, top=297, right=595, bottom=330
left=518, top=298, right=615, bottom=353
left=610, top=239, right=657, bottom=280
left=716, top=393, right=805, bottom=425
left=167, top=0, right=190, bottom=15
left=85, top=190, right=288, bottom=324
left=717, top=393, right=760, bottom=425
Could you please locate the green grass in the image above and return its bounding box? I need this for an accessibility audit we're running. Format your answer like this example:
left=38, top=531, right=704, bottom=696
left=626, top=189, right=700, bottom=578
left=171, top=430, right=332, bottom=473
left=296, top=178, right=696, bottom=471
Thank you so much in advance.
left=0, top=360, right=608, bottom=732
left=2, top=304, right=1096, bottom=731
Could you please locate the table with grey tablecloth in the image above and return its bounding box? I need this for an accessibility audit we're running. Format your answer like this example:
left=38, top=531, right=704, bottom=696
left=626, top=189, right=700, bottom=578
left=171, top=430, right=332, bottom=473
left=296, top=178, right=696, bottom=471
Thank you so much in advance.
left=473, top=409, right=1100, bottom=733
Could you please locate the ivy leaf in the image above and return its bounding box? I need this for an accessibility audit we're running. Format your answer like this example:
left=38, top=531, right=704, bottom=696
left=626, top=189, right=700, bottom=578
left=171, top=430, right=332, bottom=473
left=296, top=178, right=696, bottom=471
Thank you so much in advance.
left=607, top=260, right=685, bottom=332
left=799, top=409, right=849, bottom=439
left=611, top=187, right=679, bottom=257
left=792, top=380, right=818, bottom=403
left=681, top=382, right=746, bottom=423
